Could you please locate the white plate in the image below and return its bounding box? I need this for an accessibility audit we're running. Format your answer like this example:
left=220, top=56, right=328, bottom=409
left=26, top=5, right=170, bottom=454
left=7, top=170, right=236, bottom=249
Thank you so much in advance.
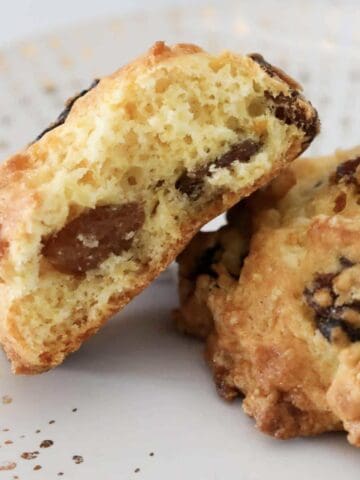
left=1, top=2, right=360, bottom=478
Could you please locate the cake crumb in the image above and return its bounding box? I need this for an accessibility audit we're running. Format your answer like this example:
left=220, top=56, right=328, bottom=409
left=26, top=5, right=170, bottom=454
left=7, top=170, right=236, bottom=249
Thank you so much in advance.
left=40, top=440, right=54, bottom=448
left=4, top=440, right=13, bottom=445
left=21, top=451, right=39, bottom=460
left=42, top=81, right=57, bottom=94
left=33, top=464, right=42, bottom=471
left=72, top=455, right=83, bottom=464
left=2, top=395, right=12, bottom=404
left=60, top=55, right=73, bottom=68
left=0, top=461, right=17, bottom=471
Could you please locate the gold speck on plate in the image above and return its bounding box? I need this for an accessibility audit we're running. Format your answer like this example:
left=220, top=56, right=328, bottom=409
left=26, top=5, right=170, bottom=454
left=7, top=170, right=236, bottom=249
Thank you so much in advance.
left=20, top=43, right=38, bottom=58
left=233, top=18, right=250, bottom=35
left=48, top=36, right=61, bottom=50
left=42, top=80, right=57, bottom=94
left=59, top=55, right=73, bottom=69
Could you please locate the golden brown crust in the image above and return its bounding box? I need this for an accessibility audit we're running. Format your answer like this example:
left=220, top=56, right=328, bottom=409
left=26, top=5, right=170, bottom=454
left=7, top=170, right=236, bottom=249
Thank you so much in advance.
left=176, top=146, right=360, bottom=446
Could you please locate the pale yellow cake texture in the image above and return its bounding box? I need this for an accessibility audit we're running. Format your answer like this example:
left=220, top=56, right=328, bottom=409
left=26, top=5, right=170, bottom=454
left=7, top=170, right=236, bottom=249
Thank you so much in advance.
left=0, top=41, right=318, bottom=373
left=176, top=146, right=360, bottom=446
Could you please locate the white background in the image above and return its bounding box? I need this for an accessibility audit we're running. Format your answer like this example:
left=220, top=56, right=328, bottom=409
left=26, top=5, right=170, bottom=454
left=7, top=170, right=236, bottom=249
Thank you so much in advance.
left=0, top=0, right=206, bottom=46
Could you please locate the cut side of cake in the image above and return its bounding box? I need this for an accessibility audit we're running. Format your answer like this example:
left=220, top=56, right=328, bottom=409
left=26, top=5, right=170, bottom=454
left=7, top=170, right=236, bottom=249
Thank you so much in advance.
left=0, top=41, right=318, bottom=373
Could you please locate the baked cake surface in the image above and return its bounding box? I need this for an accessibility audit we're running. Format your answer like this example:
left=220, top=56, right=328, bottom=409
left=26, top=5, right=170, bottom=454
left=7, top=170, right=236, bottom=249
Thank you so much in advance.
left=176, top=147, right=360, bottom=446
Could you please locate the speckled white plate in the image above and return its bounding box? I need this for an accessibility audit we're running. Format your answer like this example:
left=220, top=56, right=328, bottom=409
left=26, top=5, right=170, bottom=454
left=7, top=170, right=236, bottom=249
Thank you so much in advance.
left=1, top=2, right=360, bottom=479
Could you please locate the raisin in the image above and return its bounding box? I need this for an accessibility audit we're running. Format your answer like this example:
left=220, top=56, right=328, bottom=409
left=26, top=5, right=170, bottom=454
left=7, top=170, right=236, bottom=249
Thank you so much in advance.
left=333, top=192, right=347, bottom=213
left=176, top=140, right=262, bottom=199
left=304, top=259, right=360, bottom=342
left=340, top=256, right=355, bottom=268
left=249, top=53, right=301, bottom=90
left=175, top=168, right=206, bottom=199
left=214, top=140, right=261, bottom=169
left=332, top=157, right=360, bottom=191
left=43, top=202, right=145, bottom=274
left=311, top=272, right=337, bottom=291
left=316, top=317, right=343, bottom=342
left=343, top=320, right=360, bottom=342
left=35, top=79, right=100, bottom=142
left=265, top=91, right=319, bottom=140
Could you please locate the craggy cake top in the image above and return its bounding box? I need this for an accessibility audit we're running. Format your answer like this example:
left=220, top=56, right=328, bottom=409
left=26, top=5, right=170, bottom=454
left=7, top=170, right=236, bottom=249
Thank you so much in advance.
left=176, top=146, right=360, bottom=446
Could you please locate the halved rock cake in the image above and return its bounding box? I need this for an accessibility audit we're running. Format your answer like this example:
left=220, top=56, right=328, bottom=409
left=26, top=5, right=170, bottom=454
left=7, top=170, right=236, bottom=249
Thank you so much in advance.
left=0, top=41, right=318, bottom=373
